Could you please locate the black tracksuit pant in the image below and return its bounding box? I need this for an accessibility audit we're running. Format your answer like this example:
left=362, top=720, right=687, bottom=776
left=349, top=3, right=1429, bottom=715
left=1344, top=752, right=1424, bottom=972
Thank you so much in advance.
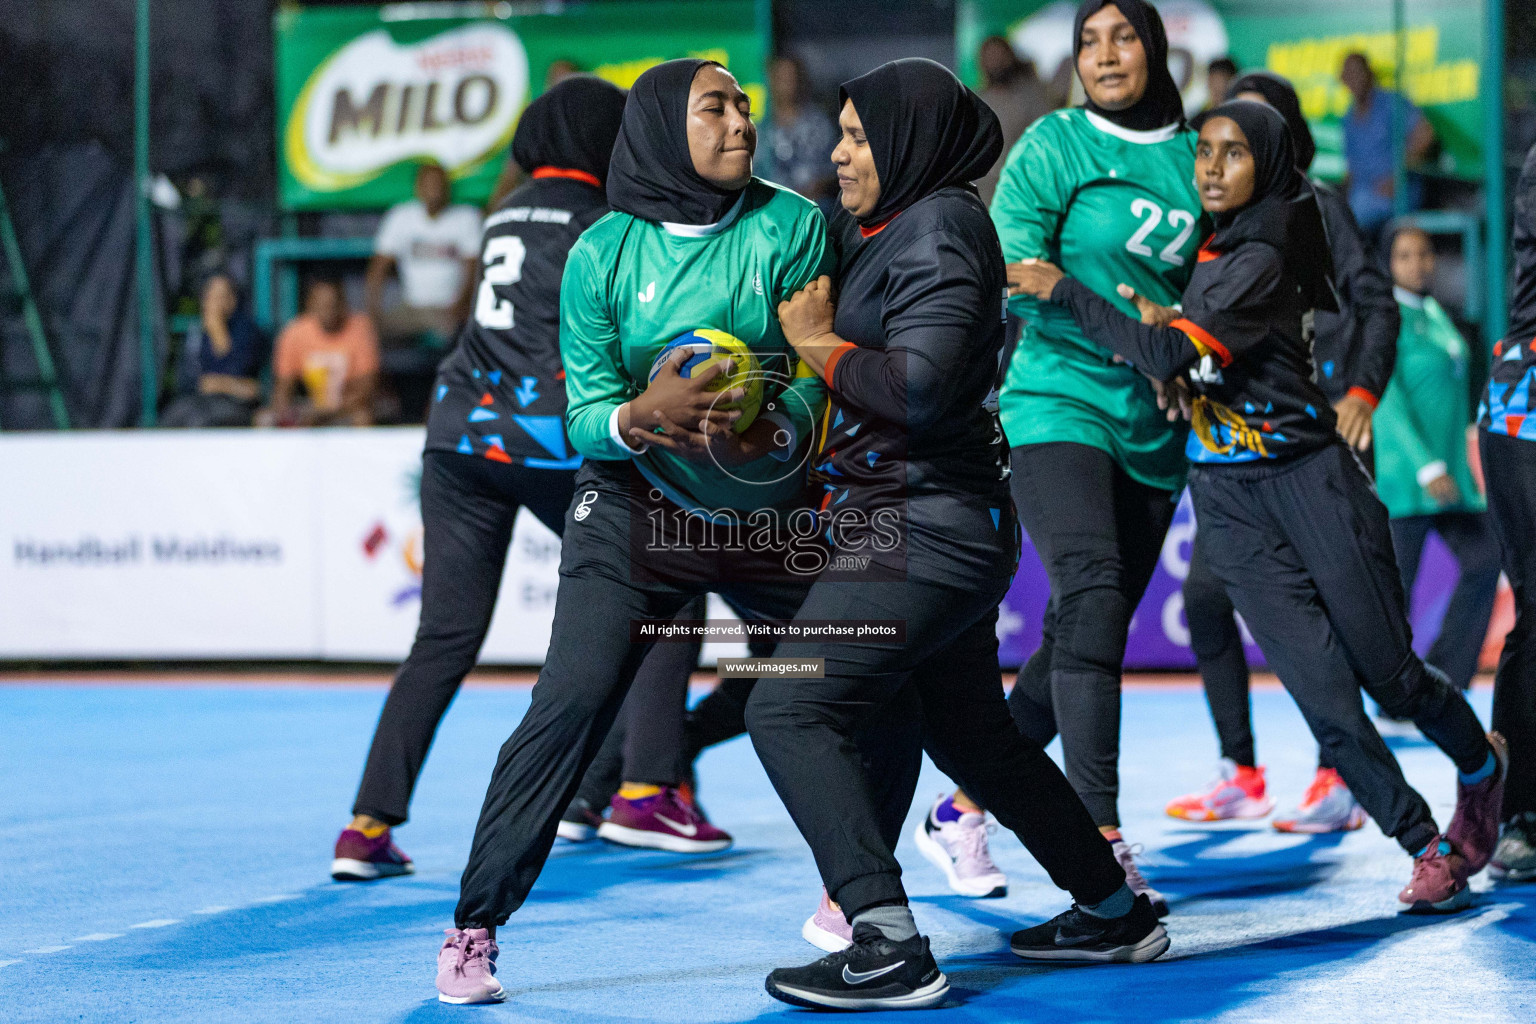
left=746, top=575, right=1127, bottom=919
left=1189, top=442, right=1491, bottom=854
left=1479, top=430, right=1536, bottom=818
left=1183, top=532, right=1336, bottom=772
left=1389, top=512, right=1502, bottom=692
left=351, top=452, right=693, bottom=826
left=1006, top=441, right=1178, bottom=828
left=454, top=464, right=923, bottom=928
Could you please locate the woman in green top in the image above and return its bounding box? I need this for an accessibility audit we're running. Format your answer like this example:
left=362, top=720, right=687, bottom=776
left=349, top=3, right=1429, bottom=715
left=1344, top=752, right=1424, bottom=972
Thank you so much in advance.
left=938, top=0, right=1202, bottom=915
left=1376, top=226, right=1502, bottom=692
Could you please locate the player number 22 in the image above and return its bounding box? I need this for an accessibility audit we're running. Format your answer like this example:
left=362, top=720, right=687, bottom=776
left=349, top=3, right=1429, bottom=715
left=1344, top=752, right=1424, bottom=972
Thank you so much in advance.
left=475, top=235, right=528, bottom=330
left=1125, top=199, right=1196, bottom=266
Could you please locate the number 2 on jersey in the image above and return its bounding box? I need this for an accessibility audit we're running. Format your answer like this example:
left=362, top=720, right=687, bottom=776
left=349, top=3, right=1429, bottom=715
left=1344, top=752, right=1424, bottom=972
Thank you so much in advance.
left=474, top=235, right=527, bottom=330
left=1125, top=199, right=1196, bottom=267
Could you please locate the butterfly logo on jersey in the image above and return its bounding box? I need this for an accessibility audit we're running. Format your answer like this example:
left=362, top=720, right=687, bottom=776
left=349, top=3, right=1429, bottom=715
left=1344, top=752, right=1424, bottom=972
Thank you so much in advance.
left=638, top=281, right=656, bottom=303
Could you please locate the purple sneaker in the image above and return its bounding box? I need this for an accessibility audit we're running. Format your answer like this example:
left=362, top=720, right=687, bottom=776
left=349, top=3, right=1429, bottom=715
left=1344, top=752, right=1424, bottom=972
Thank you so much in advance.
left=801, top=887, right=853, bottom=952
left=1447, top=732, right=1509, bottom=874
left=436, top=928, right=506, bottom=1004
left=331, top=827, right=414, bottom=881
left=597, top=787, right=732, bottom=853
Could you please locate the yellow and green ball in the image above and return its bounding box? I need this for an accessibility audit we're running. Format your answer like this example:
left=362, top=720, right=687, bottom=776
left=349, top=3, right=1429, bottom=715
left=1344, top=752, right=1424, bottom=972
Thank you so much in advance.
left=646, top=328, right=763, bottom=433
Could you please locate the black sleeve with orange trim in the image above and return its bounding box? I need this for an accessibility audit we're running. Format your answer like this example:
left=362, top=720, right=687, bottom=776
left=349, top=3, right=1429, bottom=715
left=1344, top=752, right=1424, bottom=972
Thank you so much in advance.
left=1048, top=278, right=1199, bottom=382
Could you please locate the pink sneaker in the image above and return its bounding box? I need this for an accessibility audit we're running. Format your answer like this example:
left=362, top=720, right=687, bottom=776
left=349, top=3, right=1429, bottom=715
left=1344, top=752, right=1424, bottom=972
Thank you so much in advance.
left=597, top=787, right=732, bottom=853
left=801, top=887, right=853, bottom=952
left=1399, top=838, right=1472, bottom=914
left=913, top=794, right=1007, bottom=897
left=331, top=827, right=414, bottom=881
left=1166, top=760, right=1276, bottom=822
left=436, top=927, right=506, bottom=1004
left=1446, top=732, right=1509, bottom=874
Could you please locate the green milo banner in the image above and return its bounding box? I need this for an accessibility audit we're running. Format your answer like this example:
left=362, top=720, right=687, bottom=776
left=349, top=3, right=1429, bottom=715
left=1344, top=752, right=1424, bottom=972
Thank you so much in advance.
left=957, top=0, right=1483, bottom=180
left=275, top=2, right=765, bottom=211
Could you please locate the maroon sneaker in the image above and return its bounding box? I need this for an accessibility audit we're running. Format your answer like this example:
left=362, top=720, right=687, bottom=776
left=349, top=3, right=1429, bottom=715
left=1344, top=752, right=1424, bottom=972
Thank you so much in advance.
left=1447, top=732, right=1509, bottom=874
left=331, top=827, right=414, bottom=881
left=596, top=787, right=732, bottom=853
left=436, top=927, right=505, bottom=1004
left=1398, top=837, right=1471, bottom=913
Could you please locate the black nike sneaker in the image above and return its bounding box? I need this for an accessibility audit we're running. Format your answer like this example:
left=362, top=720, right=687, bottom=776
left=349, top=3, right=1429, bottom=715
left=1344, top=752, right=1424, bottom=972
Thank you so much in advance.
left=1009, top=893, right=1170, bottom=963
left=765, top=922, right=949, bottom=1010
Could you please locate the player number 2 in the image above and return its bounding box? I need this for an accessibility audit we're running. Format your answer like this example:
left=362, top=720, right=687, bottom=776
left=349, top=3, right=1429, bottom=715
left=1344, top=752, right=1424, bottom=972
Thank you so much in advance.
left=475, top=235, right=527, bottom=330
left=1125, top=199, right=1197, bottom=266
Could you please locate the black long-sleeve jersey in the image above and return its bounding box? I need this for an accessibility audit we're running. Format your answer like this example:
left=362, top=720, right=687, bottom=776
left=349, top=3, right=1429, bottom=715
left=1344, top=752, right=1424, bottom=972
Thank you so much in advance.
left=814, top=187, right=1017, bottom=585
left=424, top=175, right=609, bottom=467
left=1052, top=239, right=1338, bottom=464
left=1481, top=142, right=1536, bottom=441
left=1311, top=182, right=1399, bottom=405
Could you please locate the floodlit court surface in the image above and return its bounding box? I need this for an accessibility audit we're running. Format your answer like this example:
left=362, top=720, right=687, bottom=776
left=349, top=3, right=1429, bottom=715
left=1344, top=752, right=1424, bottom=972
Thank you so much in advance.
left=2, top=675, right=1531, bottom=1023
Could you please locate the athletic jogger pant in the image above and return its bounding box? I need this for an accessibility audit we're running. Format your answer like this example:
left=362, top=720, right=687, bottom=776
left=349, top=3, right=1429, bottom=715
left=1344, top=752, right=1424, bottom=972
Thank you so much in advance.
left=1006, top=441, right=1177, bottom=828
left=1189, top=443, right=1490, bottom=854
left=1183, top=532, right=1336, bottom=771
left=1389, top=512, right=1502, bottom=692
left=1479, top=430, right=1536, bottom=819
left=454, top=464, right=921, bottom=928
left=351, top=452, right=694, bottom=826
left=747, top=575, right=1127, bottom=920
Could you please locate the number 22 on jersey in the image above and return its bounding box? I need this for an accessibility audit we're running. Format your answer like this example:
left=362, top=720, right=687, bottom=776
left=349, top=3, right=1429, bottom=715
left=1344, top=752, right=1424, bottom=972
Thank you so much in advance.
left=1124, top=198, right=1196, bottom=267
left=474, top=235, right=527, bottom=330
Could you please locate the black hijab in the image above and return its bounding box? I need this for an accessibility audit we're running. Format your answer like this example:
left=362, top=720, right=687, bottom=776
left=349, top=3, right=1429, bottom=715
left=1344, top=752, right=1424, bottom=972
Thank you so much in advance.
left=606, top=58, right=745, bottom=225
left=839, top=58, right=1002, bottom=226
left=511, top=75, right=627, bottom=183
left=1226, top=70, right=1316, bottom=172
left=1192, top=100, right=1335, bottom=311
left=1072, top=0, right=1184, bottom=132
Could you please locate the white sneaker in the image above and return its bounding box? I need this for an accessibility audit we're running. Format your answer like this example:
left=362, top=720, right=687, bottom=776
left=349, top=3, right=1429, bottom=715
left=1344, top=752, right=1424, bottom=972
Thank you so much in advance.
left=912, top=795, right=1007, bottom=898
left=1111, top=838, right=1168, bottom=917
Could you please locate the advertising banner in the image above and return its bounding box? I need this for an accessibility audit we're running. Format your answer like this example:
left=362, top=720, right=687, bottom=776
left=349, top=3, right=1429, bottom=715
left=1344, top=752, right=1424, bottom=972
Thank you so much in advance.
left=275, top=1, right=765, bottom=210
left=957, top=0, right=1483, bottom=179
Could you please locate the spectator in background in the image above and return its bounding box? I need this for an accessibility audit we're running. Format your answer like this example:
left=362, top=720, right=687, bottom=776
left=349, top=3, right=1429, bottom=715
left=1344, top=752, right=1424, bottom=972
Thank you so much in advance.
left=544, top=58, right=581, bottom=90
left=1204, top=57, right=1237, bottom=111
left=976, top=35, right=1054, bottom=205
left=1375, top=226, right=1501, bottom=693
left=260, top=277, right=378, bottom=427
left=758, top=55, right=839, bottom=207
left=366, top=162, right=482, bottom=351
left=161, top=272, right=266, bottom=428
left=1340, top=52, right=1436, bottom=241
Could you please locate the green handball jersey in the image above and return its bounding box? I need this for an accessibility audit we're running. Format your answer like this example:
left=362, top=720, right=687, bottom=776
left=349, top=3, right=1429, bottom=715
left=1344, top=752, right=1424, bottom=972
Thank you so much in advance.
left=561, top=180, right=831, bottom=516
left=991, top=108, right=1204, bottom=492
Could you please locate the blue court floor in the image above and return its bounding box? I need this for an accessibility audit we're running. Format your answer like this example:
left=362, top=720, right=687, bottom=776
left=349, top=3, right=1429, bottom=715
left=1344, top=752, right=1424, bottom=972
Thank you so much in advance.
left=1, top=679, right=1531, bottom=1023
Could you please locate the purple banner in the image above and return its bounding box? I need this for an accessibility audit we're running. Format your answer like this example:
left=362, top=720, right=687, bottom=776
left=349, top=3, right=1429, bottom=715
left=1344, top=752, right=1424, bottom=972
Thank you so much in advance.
left=997, top=492, right=1466, bottom=670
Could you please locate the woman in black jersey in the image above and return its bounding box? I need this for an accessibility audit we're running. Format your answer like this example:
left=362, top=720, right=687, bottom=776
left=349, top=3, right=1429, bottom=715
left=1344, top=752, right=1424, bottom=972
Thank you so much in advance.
left=1169, top=70, right=1400, bottom=832
left=331, top=77, right=717, bottom=882
left=1014, top=100, right=1506, bottom=914
left=749, top=59, right=1165, bottom=1013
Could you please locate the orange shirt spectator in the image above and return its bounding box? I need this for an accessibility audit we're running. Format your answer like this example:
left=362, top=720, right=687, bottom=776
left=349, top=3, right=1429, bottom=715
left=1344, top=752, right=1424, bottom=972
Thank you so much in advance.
left=262, top=278, right=379, bottom=426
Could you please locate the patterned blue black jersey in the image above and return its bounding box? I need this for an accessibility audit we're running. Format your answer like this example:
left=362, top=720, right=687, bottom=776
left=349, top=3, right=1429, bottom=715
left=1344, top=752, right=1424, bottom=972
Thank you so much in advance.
left=425, top=174, right=608, bottom=467
left=1481, top=142, right=1536, bottom=441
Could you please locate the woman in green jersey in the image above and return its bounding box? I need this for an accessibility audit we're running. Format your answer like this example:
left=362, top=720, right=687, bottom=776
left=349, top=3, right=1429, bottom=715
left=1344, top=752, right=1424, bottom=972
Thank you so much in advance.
left=936, top=0, right=1202, bottom=914
left=432, top=59, right=922, bottom=1006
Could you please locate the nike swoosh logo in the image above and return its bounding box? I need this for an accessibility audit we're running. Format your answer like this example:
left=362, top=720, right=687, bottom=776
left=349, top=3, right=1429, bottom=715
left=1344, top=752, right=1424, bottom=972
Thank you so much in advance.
left=652, top=813, right=698, bottom=837
left=842, top=961, right=904, bottom=985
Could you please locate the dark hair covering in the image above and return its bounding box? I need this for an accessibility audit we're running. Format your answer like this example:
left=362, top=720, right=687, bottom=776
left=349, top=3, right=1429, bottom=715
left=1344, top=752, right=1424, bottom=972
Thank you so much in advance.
left=1072, top=0, right=1184, bottom=131
left=606, top=58, right=746, bottom=225
left=1192, top=100, right=1336, bottom=311
left=511, top=75, right=627, bottom=183
left=1226, top=70, right=1316, bottom=172
left=838, top=58, right=1003, bottom=226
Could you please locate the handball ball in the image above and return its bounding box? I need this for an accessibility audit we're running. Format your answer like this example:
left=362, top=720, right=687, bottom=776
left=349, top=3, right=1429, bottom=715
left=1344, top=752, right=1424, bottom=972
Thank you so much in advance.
left=647, top=328, right=763, bottom=433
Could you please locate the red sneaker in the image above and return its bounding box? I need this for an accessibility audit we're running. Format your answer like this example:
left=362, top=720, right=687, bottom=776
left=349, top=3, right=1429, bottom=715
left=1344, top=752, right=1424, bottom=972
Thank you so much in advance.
left=1166, top=759, right=1275, bottom=822
left=1273, top=768, right=1368, bottom=834
left=1446, top=732, right=1509, bottom=874
left=1398, top=837, right=1471, bottom=914
left=331, top=827, right=414, bottom=881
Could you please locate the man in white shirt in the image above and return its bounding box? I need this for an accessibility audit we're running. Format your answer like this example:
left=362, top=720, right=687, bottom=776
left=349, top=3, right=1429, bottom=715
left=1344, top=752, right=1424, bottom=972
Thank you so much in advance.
left=366, top=162, right=483, bottom=350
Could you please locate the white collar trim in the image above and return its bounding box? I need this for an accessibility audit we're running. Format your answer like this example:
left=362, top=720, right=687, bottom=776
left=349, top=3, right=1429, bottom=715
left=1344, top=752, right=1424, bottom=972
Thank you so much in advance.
left=661, top=192, right=745, bottom=238
left=1394, top=286, right=1426, bottom=309
left=1082, top=109, right=1181, bottom=145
